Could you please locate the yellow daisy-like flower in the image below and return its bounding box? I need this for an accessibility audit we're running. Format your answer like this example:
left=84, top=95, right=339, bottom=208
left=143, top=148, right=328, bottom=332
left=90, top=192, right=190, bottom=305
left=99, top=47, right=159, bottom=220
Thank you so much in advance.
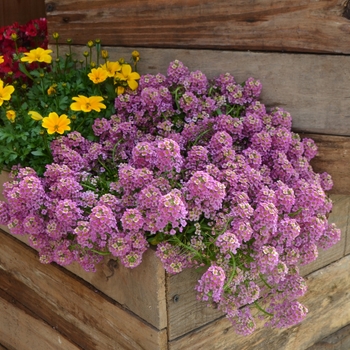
left=6, top=110, right=16, bottom=123
left=115, top=64, right=140, bottom=91
left=88, top=67, right=108, bottom=84
left=28, top=111, right=43, bottom=121
left=21, top=47, right=53, bottom=64
left=47, top=85, right=57, bottom=95
left=0, top=55, right=4, bottom=64
left=100, top=61, right=121, bottom=78
left=42, top=112, right=71, bottom=134
left=0, top=79, right=15, bottom=107
left=70, top=95, right=106, bottom=112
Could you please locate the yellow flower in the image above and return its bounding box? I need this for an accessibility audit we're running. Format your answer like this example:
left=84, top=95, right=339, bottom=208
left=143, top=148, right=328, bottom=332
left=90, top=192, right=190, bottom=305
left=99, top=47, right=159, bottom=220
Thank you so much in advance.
left=101, top=50, right=109, bottom=59
left=42, top=112, right=71, bottom=134
left=52, top=32, right=59, bottom=39
left=6, top=110, right=16, bottom=123
left=70, top=95, right=106, bottom=112
left=21, top=48, right=53, bottom=64
left=28, top=111, right=43, bottom=121
left=115, top=64, right=140, bottom=91
left=47, top=85, right=57, bottom=95
left=132, top=51, right=140, bottom=62
left=0, top=55, right=4, bottom=64
left=88, top=68, right=109, bottom=84
left=0, top=79, right=15, bottom=106
left=100, top=61, right=121, bottom=78
left=116, top=86, right=125, bottom=95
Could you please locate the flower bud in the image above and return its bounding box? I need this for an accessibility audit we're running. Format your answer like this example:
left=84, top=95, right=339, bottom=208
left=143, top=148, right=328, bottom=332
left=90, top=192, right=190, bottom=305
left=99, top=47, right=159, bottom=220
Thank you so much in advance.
left=87, top=40, right=94, bottom=48
left=101, top=50, right=109, bottom=59
left=52, top=32, right=59, bottom=39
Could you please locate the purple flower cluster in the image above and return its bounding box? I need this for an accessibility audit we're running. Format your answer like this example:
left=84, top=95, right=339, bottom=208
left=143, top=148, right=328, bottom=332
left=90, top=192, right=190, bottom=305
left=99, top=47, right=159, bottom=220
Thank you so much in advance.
left=0, top=60, right=341, bottom=335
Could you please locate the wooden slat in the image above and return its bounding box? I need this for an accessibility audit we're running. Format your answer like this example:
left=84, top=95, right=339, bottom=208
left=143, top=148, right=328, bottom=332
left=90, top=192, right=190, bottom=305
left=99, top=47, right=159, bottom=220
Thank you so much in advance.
left=169, top=254, right=350, bottom=350
left=167, top=267, right=224, bottom=341
left=65, top=247, right=167, bottom=330
left=0, top=289, right=80, bottom=350
left=45, top=0, right=350, bottom=54
left=306, top=134, right=350, bottom=195
left=0, top=0, right=46, bottom=27
left=306, top=323, right=350, bottom=350
left=0, top=230, right=167, bottom=350
left=50, top=46, right=350, bottom=138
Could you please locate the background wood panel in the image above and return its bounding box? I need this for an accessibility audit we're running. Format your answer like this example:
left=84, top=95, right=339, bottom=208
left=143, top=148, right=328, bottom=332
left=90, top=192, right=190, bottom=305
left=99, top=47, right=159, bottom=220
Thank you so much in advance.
left=0, top=0, right=45, bottom=27
left=45, top=0, right=350, bottom=54
left=52, top=46, right=350, bottom=138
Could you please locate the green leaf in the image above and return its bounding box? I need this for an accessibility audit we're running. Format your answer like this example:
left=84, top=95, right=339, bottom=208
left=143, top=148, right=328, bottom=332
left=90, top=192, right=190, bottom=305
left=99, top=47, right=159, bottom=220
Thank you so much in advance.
left=31, top=150, right=45, bottom=156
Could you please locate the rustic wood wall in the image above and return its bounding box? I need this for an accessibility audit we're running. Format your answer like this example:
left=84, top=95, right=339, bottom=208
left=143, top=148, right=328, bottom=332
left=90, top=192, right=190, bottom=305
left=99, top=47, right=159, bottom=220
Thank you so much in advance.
left=0, top=0, right=46, bottom=27
left=45, top=0, right=350, bottom=53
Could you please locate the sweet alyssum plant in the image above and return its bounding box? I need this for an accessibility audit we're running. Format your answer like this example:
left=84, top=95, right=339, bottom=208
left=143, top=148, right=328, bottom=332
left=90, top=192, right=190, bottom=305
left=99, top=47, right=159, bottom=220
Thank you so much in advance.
left=0, top=53, right=341, bottom=335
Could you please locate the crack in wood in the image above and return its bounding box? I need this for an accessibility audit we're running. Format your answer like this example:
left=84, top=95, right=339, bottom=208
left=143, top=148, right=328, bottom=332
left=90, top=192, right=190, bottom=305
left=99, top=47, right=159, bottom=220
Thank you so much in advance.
left=344, top=0, right=350, bottom=19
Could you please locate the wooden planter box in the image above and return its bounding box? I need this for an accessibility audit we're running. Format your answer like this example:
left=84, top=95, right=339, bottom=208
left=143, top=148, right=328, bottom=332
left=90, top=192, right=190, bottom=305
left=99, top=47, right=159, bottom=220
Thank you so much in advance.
left=1, top=0, right=350, bottom=347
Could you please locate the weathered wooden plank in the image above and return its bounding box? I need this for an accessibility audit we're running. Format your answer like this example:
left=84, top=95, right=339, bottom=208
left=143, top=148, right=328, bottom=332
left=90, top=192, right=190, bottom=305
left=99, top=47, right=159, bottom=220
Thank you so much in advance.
left=52, top=46, right=350, bottom=138
left=45, top=0, right=350, bottom=54
left=65, top=247, right=167, bottom=330
left=0, top=289, right=80, bottom=350
left=0, top=230, right=167, bottom=350
left=169, top=254, right=350, bottom=350
left=167, top=267, right=224, bottom=341
left=306, top=134, right=350, bottom=196
left=307, top=323, right=350, bottom=350
left=0, top=0, right=46, bottom=27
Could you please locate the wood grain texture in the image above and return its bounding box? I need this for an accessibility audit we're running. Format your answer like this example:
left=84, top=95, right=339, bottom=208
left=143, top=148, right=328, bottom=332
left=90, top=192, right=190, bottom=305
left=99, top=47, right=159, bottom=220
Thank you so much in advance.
left=169, top=254, right=350, bottom=350
left=307, top=323, right=350, bottom=350
left=167, top=267, right=224, bottom=341
left=306, top=134, right=350, bottom=195
left=52, top=45, right=350, bottom=137
left=0, top=289, right=80, bottom=350
left=0, top=230, right=167, bottom=350
left=0, top=0, right=46, bottom=27
left=65, top=248, right=167, bottom=330
left=45, top=0, right=350, bottom=54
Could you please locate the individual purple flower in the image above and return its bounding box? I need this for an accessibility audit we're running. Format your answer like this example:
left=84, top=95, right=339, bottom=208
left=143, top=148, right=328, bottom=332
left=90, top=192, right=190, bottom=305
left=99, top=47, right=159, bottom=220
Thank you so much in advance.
left=155, top=189, right=188, bottom=233
left=302, top=137, right=318, bottom=161
left=215, top=231, right=241, bottom=255
left=243, top=77, right=262, bottom=102
left=196, top=265, right=226, bottom=303
left=108, top=232, right=131, bottom=257
left=270, top=107, right=292, bottom=129
left=318, top=223, right=341, bottom=250
left=256, top=245, right=279, bottom=273
left=153, top=138, right=183, bottom=173
left=121, top=208, right=144, bottom=231
left=167, top=60, right=190, bottom=85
